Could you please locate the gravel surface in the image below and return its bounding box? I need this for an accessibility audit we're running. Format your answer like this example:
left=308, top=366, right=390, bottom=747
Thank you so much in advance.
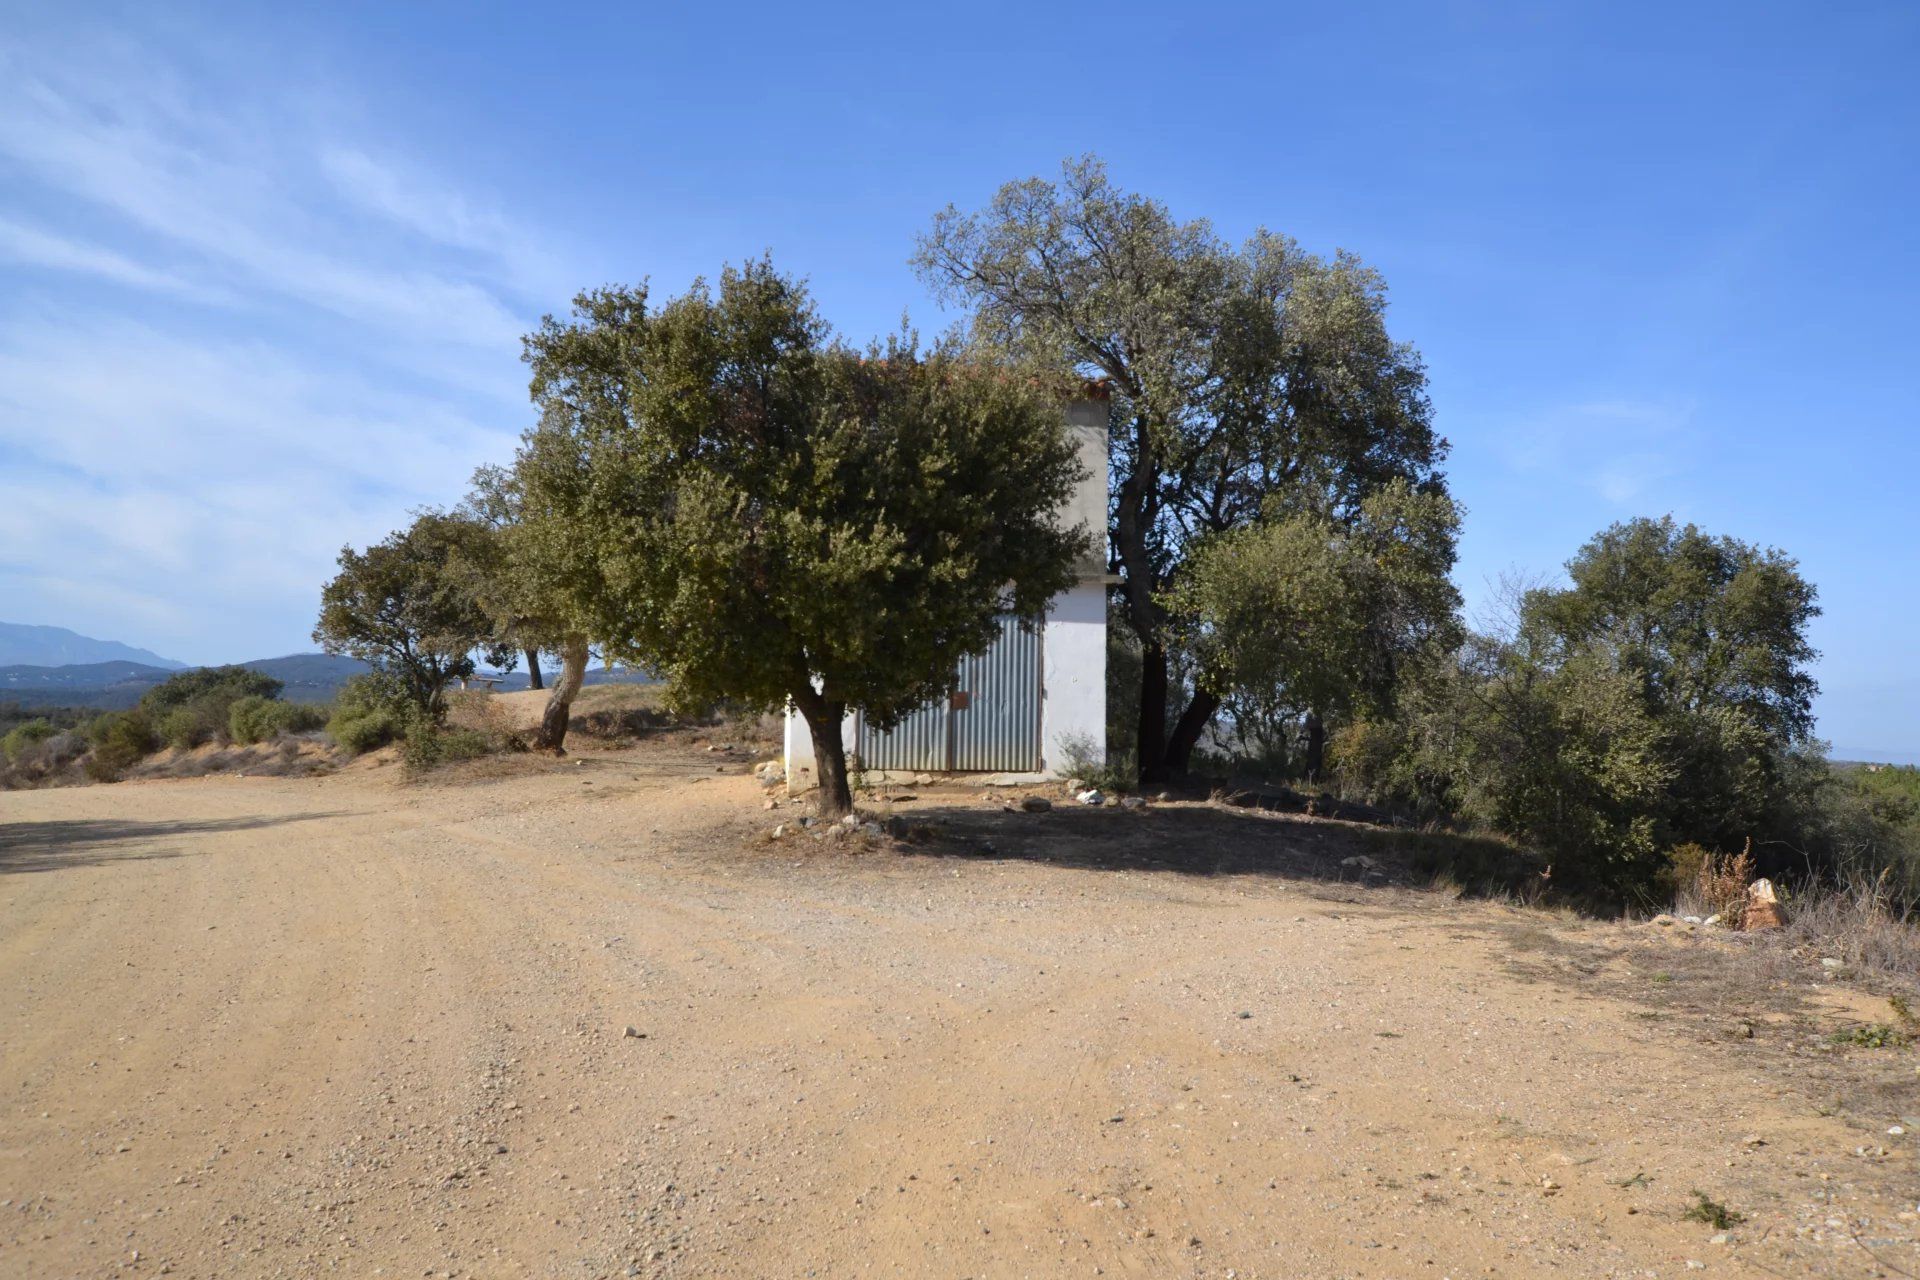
left=2, top=738, right=1916, bottom=1278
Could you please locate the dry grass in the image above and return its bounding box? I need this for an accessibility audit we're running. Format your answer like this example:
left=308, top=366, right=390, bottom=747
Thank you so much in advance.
left=1781, top=868, right=1920, bottom=987
left=1689, top=840, right=1756, bottom=924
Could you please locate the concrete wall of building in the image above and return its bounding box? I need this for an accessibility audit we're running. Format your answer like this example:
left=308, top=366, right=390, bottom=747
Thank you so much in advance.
left=1039, top=577, right=1107, bottom=774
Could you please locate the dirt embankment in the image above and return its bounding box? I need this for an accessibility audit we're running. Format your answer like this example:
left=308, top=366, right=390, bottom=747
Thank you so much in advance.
left=2, top=733, right=1915, bottom=1278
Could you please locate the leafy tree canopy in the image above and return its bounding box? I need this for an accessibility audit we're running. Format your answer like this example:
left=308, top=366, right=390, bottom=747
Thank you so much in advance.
left=313, top=512, right=495, bottom=715
left=517, top=257, right=1090, bottom=812
left=1168, top=481, right=1463, bottom=757
left=916, top=155, right=1449, bottom=779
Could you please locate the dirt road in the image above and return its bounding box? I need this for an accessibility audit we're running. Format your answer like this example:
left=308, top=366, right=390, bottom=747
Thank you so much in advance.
left=3, top=740, right=1915, bottom=1278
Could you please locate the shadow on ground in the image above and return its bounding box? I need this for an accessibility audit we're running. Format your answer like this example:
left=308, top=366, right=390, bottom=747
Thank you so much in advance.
left=884, top=800, right=1399, bottom=885
left=0, top=813, right=343, bottom=876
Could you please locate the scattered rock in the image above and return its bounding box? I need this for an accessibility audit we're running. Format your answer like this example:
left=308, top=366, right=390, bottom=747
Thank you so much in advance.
left=1119, top=796, right=1146, bottom=810
left=1065, top=777, right=1087, bottom=792
left=1820, top=957, right=1845, bottom=971
left=1340, top=855, right=1380, bottom=873
left=1020, top=797, right=1053, bottom=813
left=1709, top=1231, right=1732, bottom=1245
left=841, top=813, right=861, bottom=826
left=771, top=824, right=786, bottom=838
left=1702, top=913, right=1723, bottom=927
left=1744, top=878, right=1787, bottom=930
left=1683, top=915, right=1703, bottom=925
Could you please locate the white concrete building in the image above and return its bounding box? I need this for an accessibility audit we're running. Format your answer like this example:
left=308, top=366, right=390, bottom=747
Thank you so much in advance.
left=784, top=395, right=1109, bottom=786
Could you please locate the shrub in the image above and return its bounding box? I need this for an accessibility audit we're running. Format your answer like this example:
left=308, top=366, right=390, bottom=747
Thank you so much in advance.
left=138, top=665, right=284, bottom=751
left=327, top=672, right=410, bottom=755
left=84, top=710, right=158, bottom=782
left=156, top=706, right=216, bottom=751
left=401, top=722, right=493, bottom=772
left=229, top=696, right=324, bottom=744
left=1055, top=731, right=1136, bottom=795
left=1691, top=840, right=1756, bottom=923
left=2, top=719, right=56, bottom=764
left=329, top=710, right=402, bottom=754
left=1659, top=842, right=1713, bottom=900
left=140, top=665, right=283, bottom=716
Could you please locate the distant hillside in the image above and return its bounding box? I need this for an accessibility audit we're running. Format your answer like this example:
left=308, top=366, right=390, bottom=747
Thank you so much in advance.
left=0, top=661, right=177, bottom=709
left=240, top=654, right=372, bottom=703
left=0, top=652, right=655, bottom=710
left=0, top=622, right=185, bottom=669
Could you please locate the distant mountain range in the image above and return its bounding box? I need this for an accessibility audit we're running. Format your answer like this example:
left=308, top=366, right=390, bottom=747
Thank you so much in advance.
left=0, top=653, right=372, bottom=707
left=0, top=622, right=187, bottom=669
left=1, top=645, right=649, bottom=710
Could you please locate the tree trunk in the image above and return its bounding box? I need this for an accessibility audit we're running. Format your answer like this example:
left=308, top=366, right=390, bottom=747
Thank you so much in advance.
left=1136, top=641, right=1170, bottom=782
left=1163, top=687, right=1221, bottom=776
left=790, top=687, right=852, bottom=818
left=524, top=648, right=543, bottom=691
left=1303, top=712, right=1326, bottom=783
left=536, top=635, right=589, bottom=752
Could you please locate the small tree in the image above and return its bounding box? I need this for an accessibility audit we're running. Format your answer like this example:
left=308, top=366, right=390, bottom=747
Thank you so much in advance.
left=1167, top=482, right=1462, bottom=778
left=313, top=513, right=495, bottom=717
left=520, top=259, right=1089, bottom=814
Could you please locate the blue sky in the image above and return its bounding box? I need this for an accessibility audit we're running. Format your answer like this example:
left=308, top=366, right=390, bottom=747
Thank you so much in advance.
left=1, top=2, right=1915, bottom=759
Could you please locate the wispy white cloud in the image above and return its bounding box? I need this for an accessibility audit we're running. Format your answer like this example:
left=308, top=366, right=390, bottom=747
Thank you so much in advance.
left=0, top=38, right=544, bottom=351
left=0, top=24, right=556, bottom=661
left=1493, top=397, right=1697, bottom=506
left=0, top=214, right=220, bottom=300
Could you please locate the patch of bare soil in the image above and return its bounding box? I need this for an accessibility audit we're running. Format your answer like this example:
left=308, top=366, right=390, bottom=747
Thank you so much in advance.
left=2, top=738, right=1915, bottom=1279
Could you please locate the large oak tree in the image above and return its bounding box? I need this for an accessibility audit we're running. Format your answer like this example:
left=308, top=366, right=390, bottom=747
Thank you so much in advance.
left=916, top=157, right=1450, bottom=781
left=517, top=259, right=1089, bottom=815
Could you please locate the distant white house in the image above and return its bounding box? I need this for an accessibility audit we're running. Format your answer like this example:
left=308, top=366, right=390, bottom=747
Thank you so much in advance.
left=784, top=393, right=1110, bottom=785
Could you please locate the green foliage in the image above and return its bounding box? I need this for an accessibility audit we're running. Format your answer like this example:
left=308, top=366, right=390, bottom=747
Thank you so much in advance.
left=2, top=719, right=57, bottom=764
left=313, top=512, right=495, bottom=716
left=516, top=257, right=1089, bottom=812
left=916, top=156, right=1449, bottom=780
left=84, top=710, right=157, bottom=782
left=141, top=665, right=283, bottom=716
left=156, top=707, right=211, bottom=751
left=1168, top=481, right=1462, bottom=766
left=1682, top=1193, right=1744, bottom=1231
left=135, top=665, right=286, bottom=750
left=1334, top=517, right=1824, bottom=901
left=1827, top=1023, right=1912, bottom=1049
left=228, top=695, right=325, bottom=745
left=400, top=721, right=493, bottom=772
left=325, top=672, right=409, bottom=755
left=1658, top=841, right=1714, bottom=898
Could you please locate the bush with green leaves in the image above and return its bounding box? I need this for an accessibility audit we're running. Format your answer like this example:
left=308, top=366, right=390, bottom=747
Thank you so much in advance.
left=2, top=719, right=57, bottom=765
left=326, top=673, right=408, bottom=755
left=137, top=665, right=284, bottom=750
left=84, top=710, right=158, bottom=782
left=400, top=722, right=494, bottom=772
left=1332, top=516, right=1828, bottom=903
left=229, top=695, right=325, bottom=745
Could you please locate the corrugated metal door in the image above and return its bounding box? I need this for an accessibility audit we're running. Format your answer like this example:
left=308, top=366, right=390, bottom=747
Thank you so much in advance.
left=855, top=698, right=949, bottom=772
left=856, top=615, right=1042, bottom=772
left=953, top=615, right=1042, bottom=770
